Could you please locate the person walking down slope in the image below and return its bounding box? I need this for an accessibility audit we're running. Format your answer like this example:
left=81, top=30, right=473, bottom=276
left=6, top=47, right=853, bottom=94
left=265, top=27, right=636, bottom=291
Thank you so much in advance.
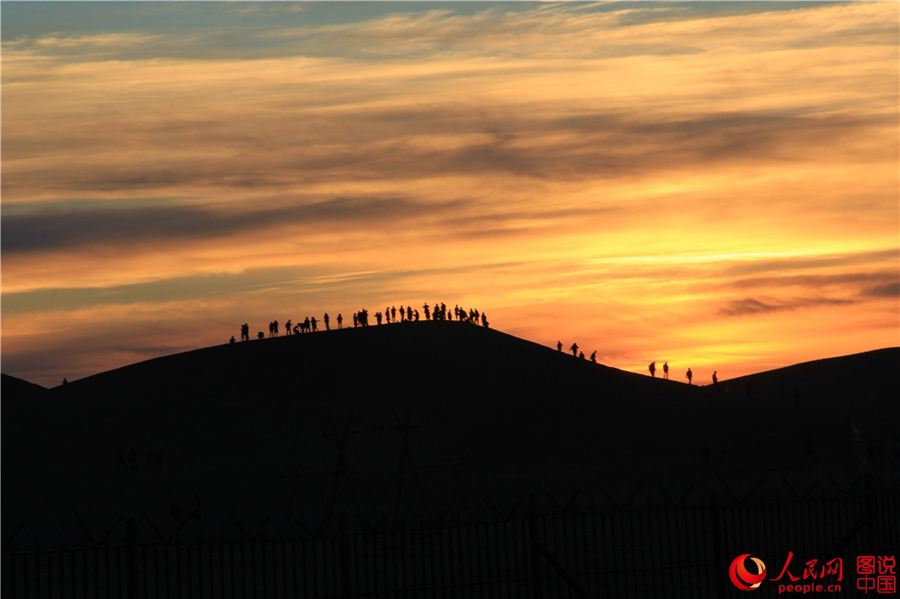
left=649, top=361, right=656, bottom=378
left=570, top=342, right=579, bottom=357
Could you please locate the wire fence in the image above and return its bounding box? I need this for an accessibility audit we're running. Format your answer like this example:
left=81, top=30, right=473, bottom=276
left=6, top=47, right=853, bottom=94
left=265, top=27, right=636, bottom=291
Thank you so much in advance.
left=3, top=484, right=898, bottom=598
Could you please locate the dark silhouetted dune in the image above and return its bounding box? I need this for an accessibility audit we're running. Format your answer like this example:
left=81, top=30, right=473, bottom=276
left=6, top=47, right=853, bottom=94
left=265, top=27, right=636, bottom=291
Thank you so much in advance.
left=1, top=372, right=47, bottom=399
left=716, top=347, right=899, bottom=435
left=3, top=322, right=895, bottom=543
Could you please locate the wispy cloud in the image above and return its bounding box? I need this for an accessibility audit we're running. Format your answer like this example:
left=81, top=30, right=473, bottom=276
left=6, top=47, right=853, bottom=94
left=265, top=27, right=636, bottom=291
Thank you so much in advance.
left=1, top=196, right=466, bottom=253
left=718, top=296, right=856, bottom=317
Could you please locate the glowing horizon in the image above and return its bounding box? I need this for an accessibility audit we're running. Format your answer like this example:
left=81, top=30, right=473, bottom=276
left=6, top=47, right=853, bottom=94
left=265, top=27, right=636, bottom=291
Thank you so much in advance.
left=2, top=1, right=898, bottom=388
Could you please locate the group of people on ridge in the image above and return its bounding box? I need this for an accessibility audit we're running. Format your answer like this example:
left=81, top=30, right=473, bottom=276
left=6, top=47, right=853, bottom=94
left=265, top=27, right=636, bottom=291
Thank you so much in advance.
left=554, top=342, right=718, bottom=387
left=232, top=302, right=489, bottom=343
left=648, top=361, right=717, bottom=386
left=557, top=340, right=598, bottom=363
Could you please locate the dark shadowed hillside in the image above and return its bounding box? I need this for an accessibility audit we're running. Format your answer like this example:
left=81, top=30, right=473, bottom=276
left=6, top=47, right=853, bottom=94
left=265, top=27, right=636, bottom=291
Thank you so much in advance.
left=714, top=348, right=899, bottom=437
left=3, top=322, right=895, bottom=544
left=1, top=373, right=47, bottom=400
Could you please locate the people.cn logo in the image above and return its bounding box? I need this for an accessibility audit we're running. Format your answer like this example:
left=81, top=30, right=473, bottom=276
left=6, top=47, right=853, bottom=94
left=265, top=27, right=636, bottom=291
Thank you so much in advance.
left=730, top=554, right=767, bottom=591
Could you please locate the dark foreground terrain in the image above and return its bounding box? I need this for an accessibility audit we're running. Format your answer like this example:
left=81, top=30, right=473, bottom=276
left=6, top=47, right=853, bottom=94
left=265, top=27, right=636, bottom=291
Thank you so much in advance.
left=2, top=323, right=898, bottom=597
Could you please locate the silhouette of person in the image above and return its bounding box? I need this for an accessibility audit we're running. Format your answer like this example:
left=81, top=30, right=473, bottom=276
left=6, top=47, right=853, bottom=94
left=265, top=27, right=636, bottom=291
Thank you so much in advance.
left=258, top=331, right=265, bottom=339
left=557, top=341, right=562, bottom=351
left=414, top=309, right=420, bottom=321
left=63, top=377, right=68, bottom=385
left=285, top=320, right=292, bottom=335
left=579, top=351, right=585, bottom=359
left=570, top=342, right=578, bottom=356
left=590, top=351, right=597, bottom=363
left=273, top=320, right=279, bottom=336
left=649, top=361, right=656, bottom=378
left=663, top=362, right=669, bottom=379
left=686, top=368, right=693, bottom=385
left=241, top=324, right=250, bottom=342
left=311, top=316, right=318, bottom=331
left=712, top=371, right=718, bottom=385
left=392, top=306, right=397, bottom=322
left=376, top=311, right=383, bottom=325
left=337, top=313, right=343, bottom=329
left=424, top=303, right=430, bottom=320
left=481, top=313, right=489, bottom=328
left=353, top=313, right=358, bottom=327
left=324, top=313, right=330, bottom=331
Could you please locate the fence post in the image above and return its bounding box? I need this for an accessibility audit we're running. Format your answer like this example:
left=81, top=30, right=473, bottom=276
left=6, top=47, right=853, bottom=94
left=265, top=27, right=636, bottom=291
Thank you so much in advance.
left=528, top=495, right=542, bottom=599
left=709, top=492, right=726, bottom=599
left=339, top=512, right=352, bottom=599
left=126, top=517, right=138, bottom=599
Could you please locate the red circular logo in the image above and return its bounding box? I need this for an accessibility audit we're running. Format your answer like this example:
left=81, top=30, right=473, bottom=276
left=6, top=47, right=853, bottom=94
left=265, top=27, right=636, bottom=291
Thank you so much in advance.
left=729, top=554, right=767, bottom=591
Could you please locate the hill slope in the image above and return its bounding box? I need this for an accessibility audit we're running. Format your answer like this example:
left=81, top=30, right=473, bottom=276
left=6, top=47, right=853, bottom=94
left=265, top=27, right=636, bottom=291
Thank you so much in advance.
left=3, top=322, right=893, bottom=542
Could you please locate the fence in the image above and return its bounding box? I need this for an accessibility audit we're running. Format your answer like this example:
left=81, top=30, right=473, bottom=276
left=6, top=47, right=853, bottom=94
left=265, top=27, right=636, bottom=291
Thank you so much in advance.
left=3, top=487, right=898, bottom=598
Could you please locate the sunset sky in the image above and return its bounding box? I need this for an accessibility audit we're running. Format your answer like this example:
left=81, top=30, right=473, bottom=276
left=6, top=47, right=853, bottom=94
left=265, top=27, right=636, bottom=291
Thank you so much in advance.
left=2, top=1, right=898, bottom=388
